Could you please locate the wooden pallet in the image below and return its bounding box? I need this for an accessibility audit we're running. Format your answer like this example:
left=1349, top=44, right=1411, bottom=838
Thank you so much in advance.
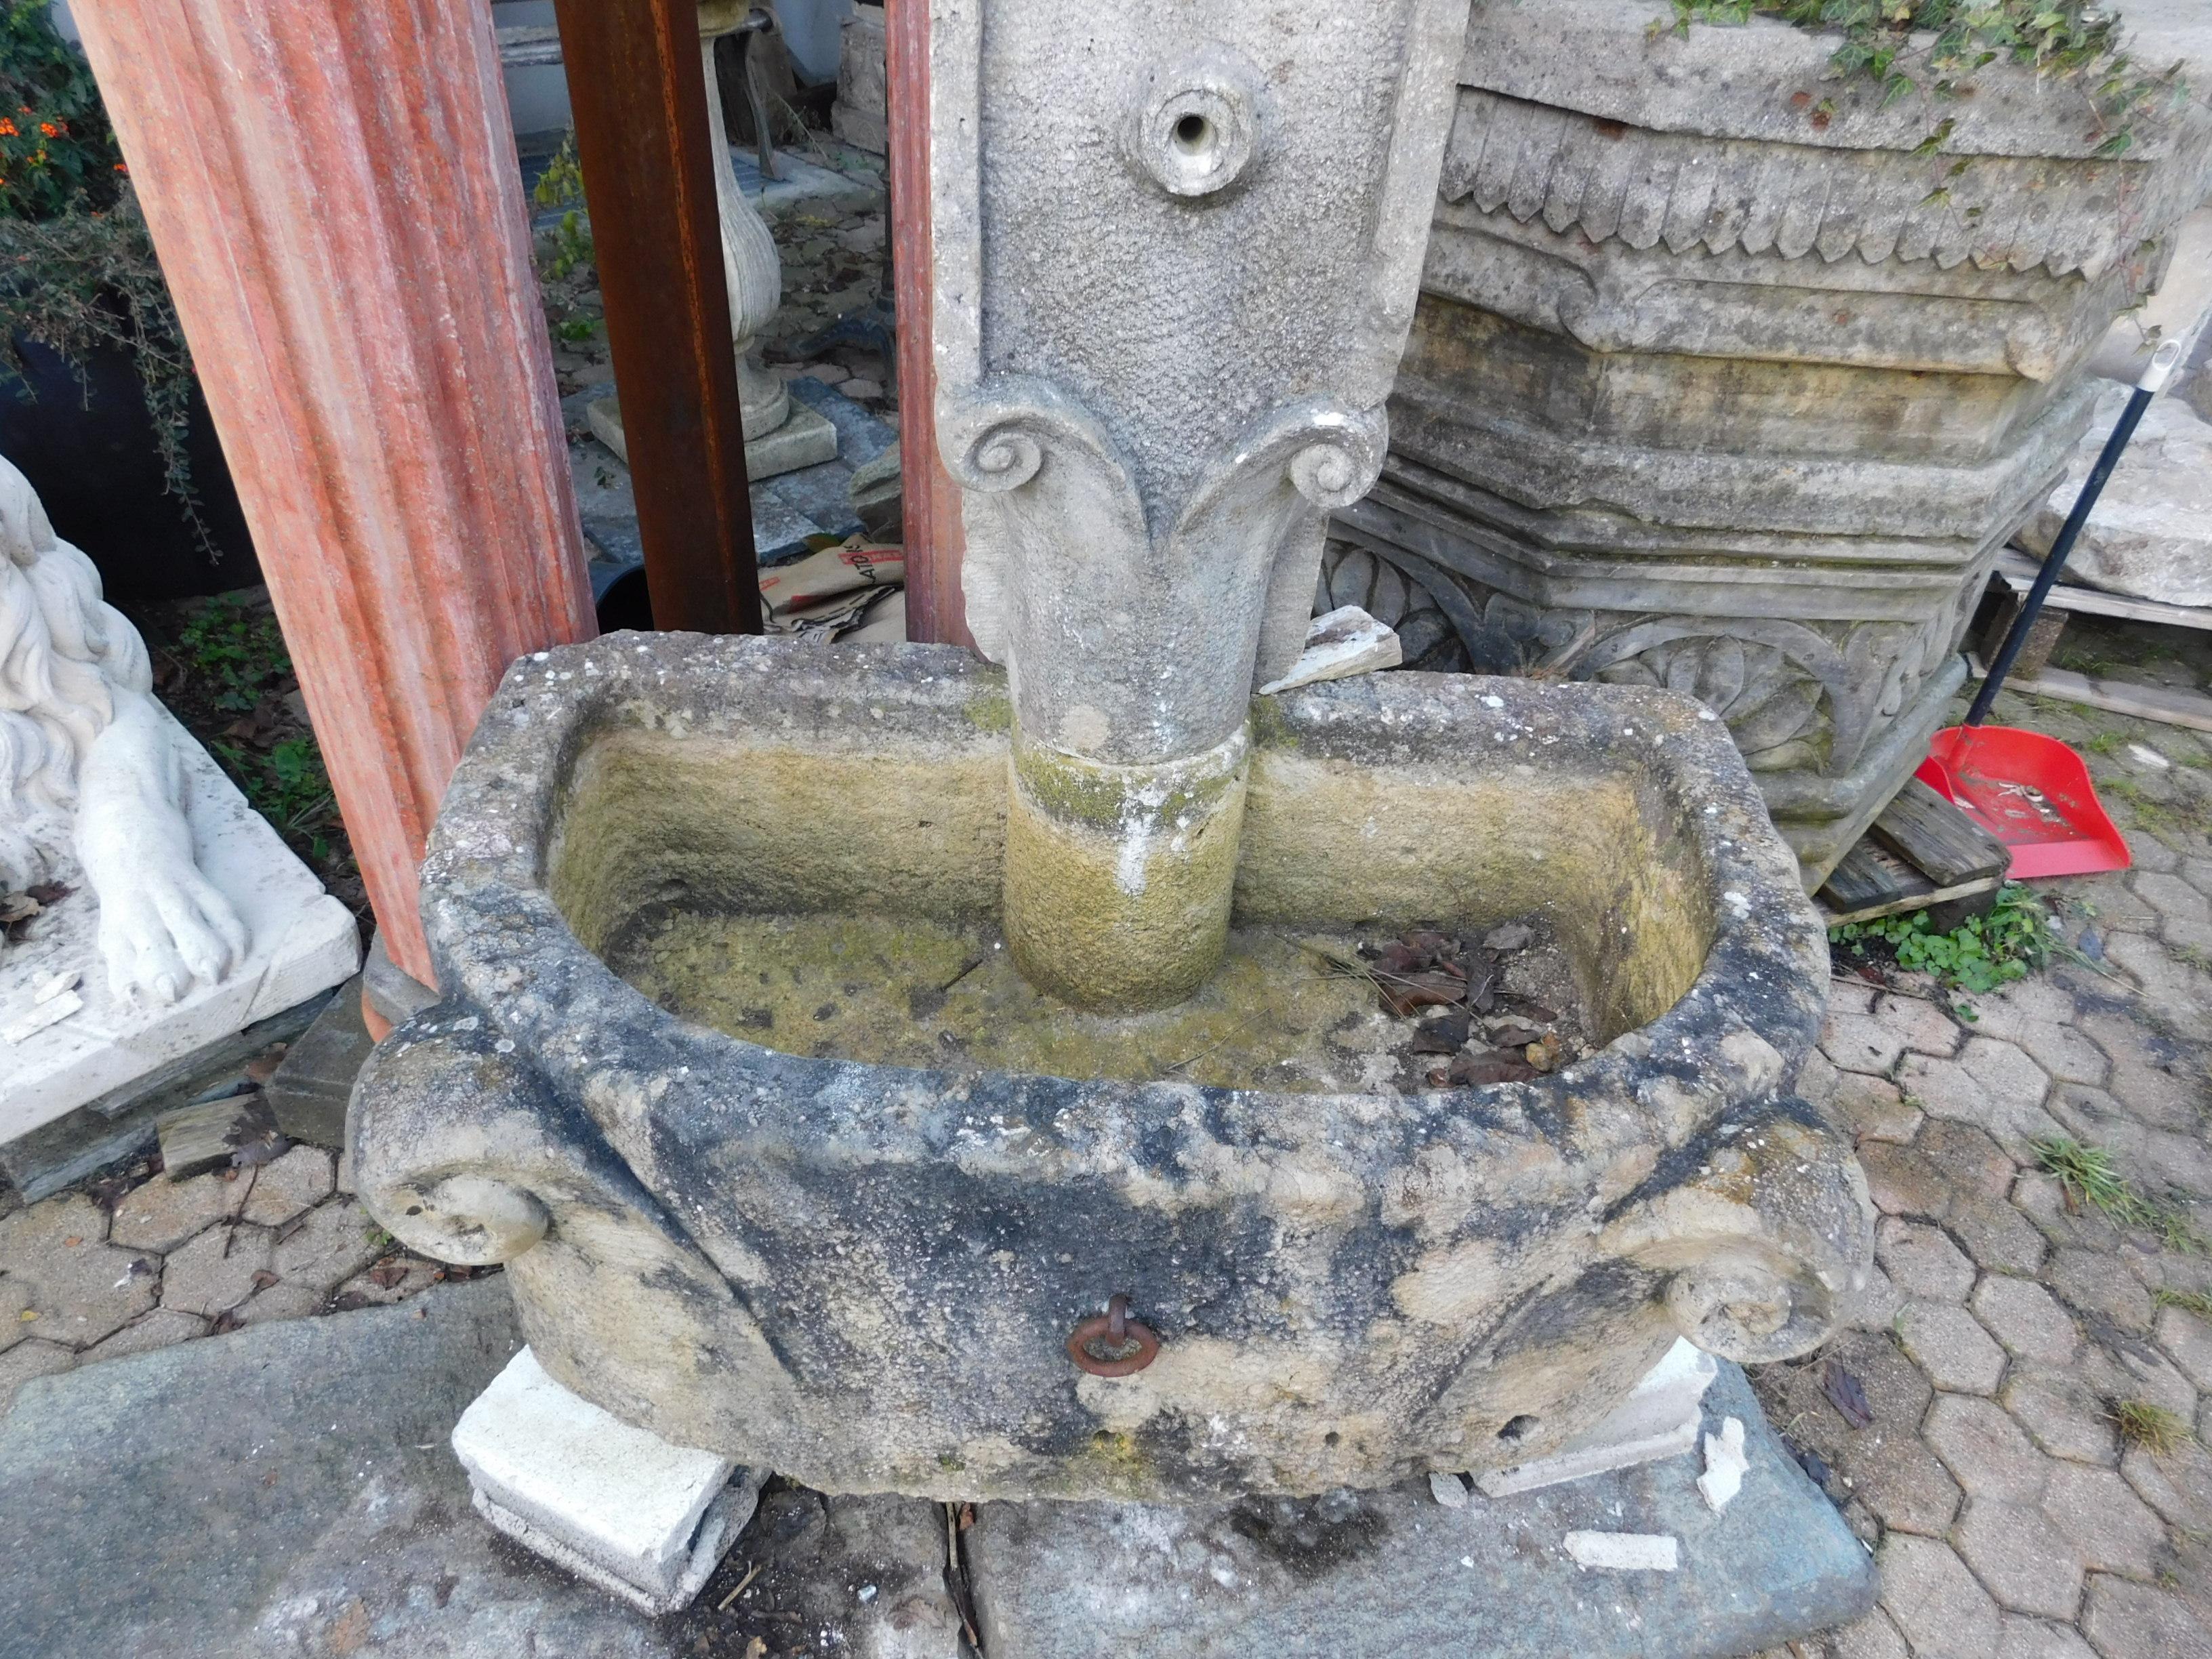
left=1818, top=777, right=2013, bottom=926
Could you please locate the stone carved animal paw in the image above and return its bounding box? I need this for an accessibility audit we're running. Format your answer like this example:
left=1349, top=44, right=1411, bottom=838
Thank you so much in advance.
left=94, top=856, right=249, bottom=1006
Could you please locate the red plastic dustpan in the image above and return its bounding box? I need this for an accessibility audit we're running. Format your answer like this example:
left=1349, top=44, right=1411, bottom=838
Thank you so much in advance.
left=1916, top=726, right=2129, bottom=879
left=1907, top=334, right=2198, bottom=880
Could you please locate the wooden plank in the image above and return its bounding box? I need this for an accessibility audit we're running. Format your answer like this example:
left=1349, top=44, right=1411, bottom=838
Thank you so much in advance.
left=1992, top=550, right=2212, bottom=630
left=1820, top=838, right=1926, bottom=915
left=1819, top=871, right=2005, bottom=929
left=1871, top=777, right=2009, bottom=887
left=1971, top=653, right=2212, bottom=735
left=155, top=1092, right=283, bottom=1181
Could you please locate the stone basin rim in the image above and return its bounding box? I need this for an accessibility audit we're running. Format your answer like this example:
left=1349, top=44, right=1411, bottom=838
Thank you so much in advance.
left=412, top=634, right=1826, bottom=1166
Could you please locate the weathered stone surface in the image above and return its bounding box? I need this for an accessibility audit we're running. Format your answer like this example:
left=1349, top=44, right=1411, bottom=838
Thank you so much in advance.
left=237, top=1145, right=335, bottom=1228
left=2081, top=1574, right=2212, bottom=1659
left=1835, top=1073, right=1923, bottom=1145
left=0, top=1193, right=155, bottom=1348
left=2002, top=1369, right=2121, bottom=1467
left=2041, top=1462, right=2169, bottom=1580
left=108, top=1171, right=242, bottom=1254
left=1972, top=1276, right=2079, bottom=1366
left=351, top=639, right=1864, bottom=1502
left=79, top=1308, right=207, bottom=1363
left=1901, top=1303, right=2009, bottom=1396
left=2160, top=1304, right=2212, bottom=1391
left=159, top=1223, right=272, bottom=1318
left=269, top=1195, right=383, bottom=1294
left=965, top=1360, right=1875, bottom=1659
left=1954, top=1502, right=2083, bottom=1620
left=1879, top=1218, right=1977, bottom=1303
left=2022, top=385, right=2212, bottom=607
left=1996, top=1615, right=2100, bottom=1659
left=1881, top=1534, right=2001, bottom=1659
left=263, top=977, right=372, bottom=1149
left=0, top=1338, right=73, bottom=1412
left=1927, top=1395, right=2050, bottom=1504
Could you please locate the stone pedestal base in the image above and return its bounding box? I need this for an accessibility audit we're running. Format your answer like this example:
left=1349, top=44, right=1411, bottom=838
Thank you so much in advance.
left=964, top=1360, right=1876, bottom=1659
left=588, top=391, right=839, bottom=483
left=451, top=1347, right=764, bottom=1616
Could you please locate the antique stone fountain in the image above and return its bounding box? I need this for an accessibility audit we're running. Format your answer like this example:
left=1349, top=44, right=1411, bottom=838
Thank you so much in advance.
left=352, top=0, right=1872, bottom=1630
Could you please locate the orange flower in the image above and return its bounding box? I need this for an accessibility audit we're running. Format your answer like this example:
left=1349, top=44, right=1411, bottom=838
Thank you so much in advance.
left=113, top=161, right=127, bottom=173
left=37, top=122, right=56, bottom=138
left=0, top=119, right=17, bottom=136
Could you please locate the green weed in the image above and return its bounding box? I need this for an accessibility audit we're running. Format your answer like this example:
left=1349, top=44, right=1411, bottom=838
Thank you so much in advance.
left=1830, top=883, right=2052, bottom=996
left=2034, top=1136, right=2209, bottom=1254
left=2111, top=1398, right=2190, bottom=1457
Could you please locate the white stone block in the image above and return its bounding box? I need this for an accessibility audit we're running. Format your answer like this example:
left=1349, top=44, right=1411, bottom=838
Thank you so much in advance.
left=1474, top=1338, right=1717, bottom=1497
left=1257, top=606, right=1403, bottom=694
left=1698, top=1415, right=1749, bottom=1513
left=1563, top=1531, right=1680, bottom=1572
left=452, top=1347, right=762, bottom=1615
left=0, top=724, right=361, bottom=1147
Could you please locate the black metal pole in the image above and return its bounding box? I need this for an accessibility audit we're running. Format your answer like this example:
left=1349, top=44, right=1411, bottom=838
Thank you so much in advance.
left=1964, top=331, right=2191, bottom=729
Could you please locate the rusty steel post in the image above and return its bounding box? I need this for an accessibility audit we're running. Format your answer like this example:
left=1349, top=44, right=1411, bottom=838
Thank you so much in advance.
left=554, top=0, right=764, bottom=635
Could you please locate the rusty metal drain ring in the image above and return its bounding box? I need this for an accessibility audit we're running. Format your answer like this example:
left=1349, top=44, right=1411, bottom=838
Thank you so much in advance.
left=1066, top=1292, right=1160, bottom=1377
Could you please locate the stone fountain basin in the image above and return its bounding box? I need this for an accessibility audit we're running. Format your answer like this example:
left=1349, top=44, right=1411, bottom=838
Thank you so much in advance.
left=352, top=634, right=1870, bottom=1503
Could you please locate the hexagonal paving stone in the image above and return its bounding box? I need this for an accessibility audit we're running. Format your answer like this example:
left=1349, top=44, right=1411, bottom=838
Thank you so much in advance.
left=1950, top=1195, right=2050, bottom=1275
left=2081, top=1574, right=2212, bottom=1659
left=80, top=1309, right=207, bottom=1364
left=2051, top=1248, right=2155, bottom=1335
left=0, top=1191, right=157, bottom=1349
left=2158, top=1304, right=2212, bottom=1391
left=237, top=1146, right=337, bottom=1229
left=1879, top=1218, right=1979, bottom=1302
left=2001, top=1368, right=2121, bottom=1467
left=2102, top=1058, right=2207, bottom=1135
left=1877, top=994, right=1964, bottom=1059
left=1834, top=1073, right=1924, bottom=1145
left=2081, top=1339, right=2200, bottom=1423
left=2040, top=1462, right=2168, bottom=1580
left=1832, top=1609, right=1910, bottom=1659
left=1856, top=1433, right=1965, bottom=1538
left=334, top=1255, right=443, bottom=1308
left=1920, top=1122, right=2018, bottom=1202
left=159, top=1223, right=274, bottom=1317
left=1959, top=1036, right=2053, bottom=1106
left=1954, top=1502, right=2084, bottom=1620
left=2145, top=1128, right=2212, bottom=1199
left=1824, top=1010, right=1908, bottom=1077
left=2123, top=1439, right=2212, bottom=1536
left=1879, top=1534, right=2001, bottom=1659
left=0, top=1337, right=75, bottom=1411
left=1993, top=1615, right=2097, bottom=1659
left=1838, top=1264, right=1907, bottom=1334
left=1972, top=1275, right=2079, bottom=1366
left=1901, top=1303, right=2011, bottom=1395
left=2011, top=1020, right=2111, bottom=1089
left=1927, top=1393, right=2053, bottom=1502
left=269, top=1196, right=386, bottom=1294
left=2133, top=872, right=2211, bottom=927
left=233, top=1281, right=324, bottom=1328
left=108, top=1172, right=243, bottom=1254
left=1862, top=1143, right=1952, bottom=1219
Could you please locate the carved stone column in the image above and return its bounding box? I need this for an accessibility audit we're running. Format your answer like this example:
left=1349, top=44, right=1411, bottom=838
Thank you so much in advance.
left=930, top=0, right=1469, bottom=1008
left=68, top=0, right=596, bottom=985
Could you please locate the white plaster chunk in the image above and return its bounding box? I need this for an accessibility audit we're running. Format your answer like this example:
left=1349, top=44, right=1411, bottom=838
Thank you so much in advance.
left=1257, top=606, right=1403, bottom=694
left=1475, top=1339, right=1717, bottom=1497
left=1698, top=1416, right=1748, bottom=1513
left=452, top=1347, right=760, bottom=1615
left=1563, top=1531, right=1680, bottom=1572
left=2, top=987, right=81, bottom=1043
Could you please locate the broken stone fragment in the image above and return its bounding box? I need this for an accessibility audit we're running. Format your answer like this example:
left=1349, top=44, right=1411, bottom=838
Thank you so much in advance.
left=1563, top=1531, right=1679, bottom=1572
left=1698, top=1416, right=1748, bottom=1513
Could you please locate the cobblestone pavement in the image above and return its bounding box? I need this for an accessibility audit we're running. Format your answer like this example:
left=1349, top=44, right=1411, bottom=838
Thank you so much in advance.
left=5, top=715, right=2211, bottom=1658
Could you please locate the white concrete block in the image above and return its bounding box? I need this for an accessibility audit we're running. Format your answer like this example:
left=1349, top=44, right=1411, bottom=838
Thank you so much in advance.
left=1475, top=1338, right=1717, bottom=1497
left=1257, top=606, right=1402, bottom=693
left=452, top=1347, right=762, bottom=1615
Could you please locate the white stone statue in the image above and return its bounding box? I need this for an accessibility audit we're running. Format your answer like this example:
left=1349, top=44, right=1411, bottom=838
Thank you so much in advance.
left=0, top=455, right=248, bottom=1004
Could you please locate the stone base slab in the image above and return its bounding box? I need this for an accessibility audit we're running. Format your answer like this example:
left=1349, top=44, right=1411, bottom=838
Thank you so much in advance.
left=0, top=722, right=361, bottom=1150
left=453, top=1347, right=762, bottom=1616
left=964, top=1360, right=1877, bottom=1659
left=587, top=391, right=839, bottom=481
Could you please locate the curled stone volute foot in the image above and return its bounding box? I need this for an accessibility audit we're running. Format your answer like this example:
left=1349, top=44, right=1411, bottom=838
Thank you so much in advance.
left=385, top=1174, right=548, bottom=1266
left=1666, top=1248, right=1833, bottom=1364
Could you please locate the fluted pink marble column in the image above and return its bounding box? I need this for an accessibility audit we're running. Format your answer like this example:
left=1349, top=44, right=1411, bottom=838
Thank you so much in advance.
left=70, top=0, right=597, bottom=993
